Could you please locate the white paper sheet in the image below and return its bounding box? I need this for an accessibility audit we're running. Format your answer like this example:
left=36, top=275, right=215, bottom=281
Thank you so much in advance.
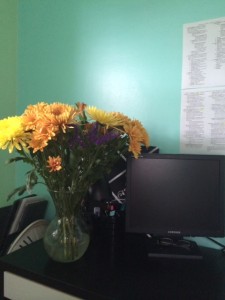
left=180, top=17, right=225, bottom=154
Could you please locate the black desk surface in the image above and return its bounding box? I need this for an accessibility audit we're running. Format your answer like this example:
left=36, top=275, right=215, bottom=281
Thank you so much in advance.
left=0, top=233, right=225, bottom=300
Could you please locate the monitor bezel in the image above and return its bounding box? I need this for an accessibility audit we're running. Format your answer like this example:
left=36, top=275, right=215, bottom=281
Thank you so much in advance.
left=125, top=153, right=225, bottom=238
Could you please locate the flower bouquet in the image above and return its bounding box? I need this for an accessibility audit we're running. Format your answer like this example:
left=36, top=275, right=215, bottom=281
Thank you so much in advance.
left=0, top=102, right=149, bottom=262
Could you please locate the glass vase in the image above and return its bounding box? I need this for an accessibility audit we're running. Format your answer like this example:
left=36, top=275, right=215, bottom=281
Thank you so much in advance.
left=43, top=189, right=90, bottom=263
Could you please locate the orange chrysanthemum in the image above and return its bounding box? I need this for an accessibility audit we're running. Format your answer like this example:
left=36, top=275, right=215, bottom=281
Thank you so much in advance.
left=47, top=156, right=62, bottom=172
left=28, top=131, right=52, bottom=153
left=45, top=102, right=78, bottom=132
left=124, top=119, right=150, bottom=158
left=22, top=102, right=81, bottom=152
left=22, top=102, right=48, bottom=131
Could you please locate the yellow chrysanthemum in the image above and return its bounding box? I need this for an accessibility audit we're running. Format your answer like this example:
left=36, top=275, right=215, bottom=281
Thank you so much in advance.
left=0, top=116, right=30, bottom=153
left=87, top=106, right=126, bottom=128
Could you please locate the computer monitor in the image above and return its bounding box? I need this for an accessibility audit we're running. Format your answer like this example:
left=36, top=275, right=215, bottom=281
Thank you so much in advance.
left=125, top=154, right=225, bottom=258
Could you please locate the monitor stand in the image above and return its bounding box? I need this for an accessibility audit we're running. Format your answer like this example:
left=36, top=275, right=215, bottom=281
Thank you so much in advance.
left=146, top=236, right=203, bottom=260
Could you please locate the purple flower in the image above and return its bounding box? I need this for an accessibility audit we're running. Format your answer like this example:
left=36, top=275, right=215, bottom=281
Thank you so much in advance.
left=87, top=123, right=119, bottom=145
left=69, top=125, right=86, bottom=148
left=69, top=122, right=120, bottom=149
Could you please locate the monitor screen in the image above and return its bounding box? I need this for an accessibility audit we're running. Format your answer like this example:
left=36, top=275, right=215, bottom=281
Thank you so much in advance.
left=125, top=154, right=225, bottom=238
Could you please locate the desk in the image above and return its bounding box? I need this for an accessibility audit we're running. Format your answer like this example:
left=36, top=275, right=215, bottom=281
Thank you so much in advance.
left=0, top=233, right=225, bottom=300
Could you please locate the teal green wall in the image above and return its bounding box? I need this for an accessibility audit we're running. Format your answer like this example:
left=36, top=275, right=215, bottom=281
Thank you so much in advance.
left=15, top=0, right=225, bottom=246
left=18, top=0, right=225, bottom=155
left=0, top=0, right=223, bottom=248
left=0, top=0, right=17, bottom=206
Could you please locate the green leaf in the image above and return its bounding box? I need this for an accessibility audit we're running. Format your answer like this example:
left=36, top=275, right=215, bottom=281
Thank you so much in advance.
left=6, top=156, right=33, bottom=165
left=7, top=185, right=27, bottom=201
left=26, top=169, right=38, bottom=192
left=6, top=157, right=26, bottom=164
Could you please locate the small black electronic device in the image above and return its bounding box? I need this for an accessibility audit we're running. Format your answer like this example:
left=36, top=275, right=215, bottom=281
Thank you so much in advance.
left=125, top=154, right=225, bottom=259
left=0, top=195, right=48, bottom=256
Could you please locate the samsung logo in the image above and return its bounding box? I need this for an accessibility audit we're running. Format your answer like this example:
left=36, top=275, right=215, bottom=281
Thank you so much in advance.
left=168, top=230, right=181, bottom=235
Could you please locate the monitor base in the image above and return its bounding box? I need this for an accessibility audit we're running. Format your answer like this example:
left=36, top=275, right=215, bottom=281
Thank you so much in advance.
left=147, top=236, right=203, bottom=260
